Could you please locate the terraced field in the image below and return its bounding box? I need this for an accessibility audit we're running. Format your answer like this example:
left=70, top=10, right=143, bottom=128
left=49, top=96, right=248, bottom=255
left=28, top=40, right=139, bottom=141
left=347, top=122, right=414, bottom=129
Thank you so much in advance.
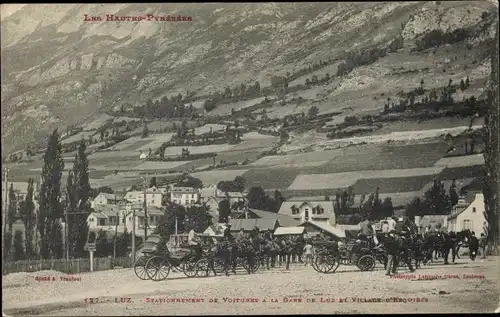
left=189, top=169, right=249, bottom=185
left=208, top=96, right=270, bottom=116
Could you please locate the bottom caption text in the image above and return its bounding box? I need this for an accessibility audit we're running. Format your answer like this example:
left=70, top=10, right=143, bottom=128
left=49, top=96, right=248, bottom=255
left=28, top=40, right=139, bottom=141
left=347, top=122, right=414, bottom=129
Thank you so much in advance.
left=85, top=297, right=429, bottom=304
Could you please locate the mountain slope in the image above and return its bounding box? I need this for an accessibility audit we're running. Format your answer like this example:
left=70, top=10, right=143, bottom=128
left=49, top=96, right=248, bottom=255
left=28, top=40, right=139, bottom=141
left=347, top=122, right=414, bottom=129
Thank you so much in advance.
left=1, top=2, right=497, bottom=154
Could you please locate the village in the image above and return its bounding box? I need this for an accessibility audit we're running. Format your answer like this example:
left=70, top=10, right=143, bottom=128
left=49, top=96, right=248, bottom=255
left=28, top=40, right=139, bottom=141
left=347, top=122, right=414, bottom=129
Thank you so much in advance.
left=3, top=173, right=488, bottom=267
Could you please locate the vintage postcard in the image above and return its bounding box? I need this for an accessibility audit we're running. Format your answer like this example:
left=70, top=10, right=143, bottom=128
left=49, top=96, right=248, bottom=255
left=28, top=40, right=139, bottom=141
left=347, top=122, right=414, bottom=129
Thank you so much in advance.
left=1, top=2, right=499, bottom=316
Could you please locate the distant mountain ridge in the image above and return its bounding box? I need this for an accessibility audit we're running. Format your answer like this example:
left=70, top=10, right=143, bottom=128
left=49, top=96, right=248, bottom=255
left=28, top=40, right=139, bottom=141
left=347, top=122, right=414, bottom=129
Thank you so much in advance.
left=1, top=2, right=497, bottom=154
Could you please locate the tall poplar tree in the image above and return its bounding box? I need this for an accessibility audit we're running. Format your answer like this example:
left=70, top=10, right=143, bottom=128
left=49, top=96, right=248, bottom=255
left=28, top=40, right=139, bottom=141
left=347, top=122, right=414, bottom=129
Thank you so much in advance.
left=483, top=18, right=499, bottom=253
left=38, top=129, right=65, bottom=259
left=72, top=140, right=91, bottom=258
left=20, top=178, right=36, bottom=258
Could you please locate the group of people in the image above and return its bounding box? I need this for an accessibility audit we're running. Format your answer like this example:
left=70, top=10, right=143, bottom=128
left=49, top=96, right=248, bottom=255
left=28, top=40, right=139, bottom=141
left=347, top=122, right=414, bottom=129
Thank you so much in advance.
left=183, top=217, right=488, bottom=278
left=355, top=217, right=488, bottom=276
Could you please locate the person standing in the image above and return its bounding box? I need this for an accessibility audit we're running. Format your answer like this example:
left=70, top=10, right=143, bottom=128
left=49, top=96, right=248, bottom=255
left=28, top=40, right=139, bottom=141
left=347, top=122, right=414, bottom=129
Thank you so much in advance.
left=441, top=232, right=454, bottom=265
left=384, top=231, right=399, bottom=276
left=188, top=229, right=202, bottom=261
left=303, top=240, right=313, bottom=266
left=479, top=233, right=487, bottom=259
left=204, top=238, right=218, bottom=277
left=222, top=227, right=235, bottom=276
left=468, top=231, right=479, bottom=261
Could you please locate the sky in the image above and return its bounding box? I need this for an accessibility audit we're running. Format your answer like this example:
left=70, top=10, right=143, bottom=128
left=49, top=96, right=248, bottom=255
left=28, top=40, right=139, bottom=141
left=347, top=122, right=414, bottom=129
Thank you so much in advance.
left=1, top=4, right=27, bottom=21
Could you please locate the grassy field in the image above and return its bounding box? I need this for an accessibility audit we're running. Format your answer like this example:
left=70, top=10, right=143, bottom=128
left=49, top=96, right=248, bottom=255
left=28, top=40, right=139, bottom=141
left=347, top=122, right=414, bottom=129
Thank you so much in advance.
left=109, top=136, right=144, bottom=151
left=82, top=114, right=113, bottom=131
left=434, top=154, right=485, bottom=169
left=208, top=96, right=269, bottom=116
left=61, top=131, right=97, bottom=144
left=119, top=139, right=154, bottom=151
left=194, top=124, right=225, bottom=135
left=135, top=133, right=175, bottom=151
left=134, top=161, right=190, bottom=170
left=189, top=169, right=249, bottom=185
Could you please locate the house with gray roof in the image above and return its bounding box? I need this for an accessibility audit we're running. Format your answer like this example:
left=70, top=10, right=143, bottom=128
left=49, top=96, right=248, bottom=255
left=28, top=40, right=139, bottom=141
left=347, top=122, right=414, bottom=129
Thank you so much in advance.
left=228, top=218, right=279, bottom=233
left=278, top=200, right=335, bottom=223
left=234, top=208, right=300, bottom=227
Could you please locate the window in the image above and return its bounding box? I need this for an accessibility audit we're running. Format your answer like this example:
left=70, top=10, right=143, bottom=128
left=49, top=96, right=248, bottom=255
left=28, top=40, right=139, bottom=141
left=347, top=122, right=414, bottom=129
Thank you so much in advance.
left=304, top=209, right=310, bottom=220
left=99, top=219, right=105, bottom=226
left=472, top=207, right=476, bottom=213
left=463, top=220, right=471, bottom=230
left=191, top=200, right=195, bottom=204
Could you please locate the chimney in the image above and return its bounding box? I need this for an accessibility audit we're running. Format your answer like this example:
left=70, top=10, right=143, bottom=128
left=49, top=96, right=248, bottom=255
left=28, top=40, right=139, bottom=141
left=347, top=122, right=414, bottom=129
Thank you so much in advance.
left=414, top=216, right=421, bottom=228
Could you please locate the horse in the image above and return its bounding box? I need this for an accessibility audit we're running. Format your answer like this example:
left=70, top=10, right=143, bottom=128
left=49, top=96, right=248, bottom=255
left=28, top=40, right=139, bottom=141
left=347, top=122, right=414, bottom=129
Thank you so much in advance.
left=228, top=238, right=258, bottom=274
left=453, top=229, right=471, bottom=259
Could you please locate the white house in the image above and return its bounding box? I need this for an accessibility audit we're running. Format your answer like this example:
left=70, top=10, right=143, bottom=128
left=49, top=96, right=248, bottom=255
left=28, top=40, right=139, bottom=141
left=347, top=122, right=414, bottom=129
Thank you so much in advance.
left=447, top=192, right=487, bottom=236
left=170, top=186, right=199, bottom=206
left=278, top=201, right=334, bottom=223
left=86, top=203, right=164, bottom=236
left=91, top=193, right=121, bottom=208
left=124, top=187, right=163, bottom=207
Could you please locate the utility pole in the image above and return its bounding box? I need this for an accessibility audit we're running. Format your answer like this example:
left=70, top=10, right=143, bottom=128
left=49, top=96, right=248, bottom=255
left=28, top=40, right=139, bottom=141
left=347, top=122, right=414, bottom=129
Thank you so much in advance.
left=132, top=207, right=136, bottom=265
left=2, top=168, right=10, bottom=262
left=113, top=211, right=118, bottom=266
left=143, top=174, right=148, bottom=238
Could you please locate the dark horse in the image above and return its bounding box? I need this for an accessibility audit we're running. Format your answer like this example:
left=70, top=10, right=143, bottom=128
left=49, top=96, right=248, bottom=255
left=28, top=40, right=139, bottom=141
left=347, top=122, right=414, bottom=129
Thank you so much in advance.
left=227, top=238, right=257, bottom=275
left=452, top=229, right=471, bottom=260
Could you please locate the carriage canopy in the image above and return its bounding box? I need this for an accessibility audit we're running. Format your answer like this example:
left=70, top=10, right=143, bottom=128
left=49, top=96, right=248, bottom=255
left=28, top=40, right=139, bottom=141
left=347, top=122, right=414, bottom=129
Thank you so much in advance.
left=274, top=226, right=305, bottom=236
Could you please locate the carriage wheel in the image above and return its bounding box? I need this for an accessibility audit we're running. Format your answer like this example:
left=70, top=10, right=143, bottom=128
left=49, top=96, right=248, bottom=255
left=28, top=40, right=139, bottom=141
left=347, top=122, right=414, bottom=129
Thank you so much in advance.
left=242, top=257, right=260, bottom=273
left=133, top=256, right=150, bottom=280
left=183, top=261, right=198, bottom=278
left=314, top=254, right=334, bottom=273
left=311, top=255, right=320, bottom=272
left=357, top=255, right=375, bottom=271
left=195, top=258, right=210, bottom=277
left=146, top=256, right=171, bottom=281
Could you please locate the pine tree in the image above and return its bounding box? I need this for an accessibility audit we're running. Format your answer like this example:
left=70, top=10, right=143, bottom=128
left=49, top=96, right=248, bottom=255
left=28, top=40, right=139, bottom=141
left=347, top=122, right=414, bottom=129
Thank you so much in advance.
left=96, top=230, right=111, bottom=258
left=142, top=124, right=149, bottom=138
left=184, top=205, right=213, bottom=233
left=423, top=180, right=452, bottom=215
left=66, top=171, right=78, bottom=258
left=19, top=178, right=36, bottom=259
left=449, top=179, right=459, bottom=207
left=460, top=79, right=466, bottom=92
left=72, top=140, right=91, bottom=258
left=7, top=183, right=17, bottom=231
left=13, top=230, right=25, bottom=261
left=38, top=129, right=65, bottom=259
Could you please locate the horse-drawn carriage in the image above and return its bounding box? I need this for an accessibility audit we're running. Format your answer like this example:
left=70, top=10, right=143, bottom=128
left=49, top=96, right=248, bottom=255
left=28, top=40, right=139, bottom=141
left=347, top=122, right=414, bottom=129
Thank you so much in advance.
left=311, top=238, right=377, bottom=273
left=133, top=234, right=202, bottom=281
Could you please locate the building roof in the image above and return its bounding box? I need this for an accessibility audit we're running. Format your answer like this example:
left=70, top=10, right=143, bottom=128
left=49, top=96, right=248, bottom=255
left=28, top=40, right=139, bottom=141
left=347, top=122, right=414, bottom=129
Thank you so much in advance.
left=448, top=192, right=483, bottom=220
left=274, top=226, right=305, bottom=235
left=200, top=186, right=217, bottom=198
left=97, top=193, right=119, bottom=200
left=299, top=220, right=346, bottom=239
left=228, top=218, right=278, bottom=232
left=170, top=186, right=198, bottom=193
left=278, top=201, right=334, bottom=219
left=208, top=211, right=218, bottom=220
left=89, top=212, right=107, bottom=219
left=146, top=206, right=164, bottom=216
left=216, top=191, right=245, bottom=198
left=419, top=215, right=448, bottom=228
left=93, top=205, right=120, bottom=217
left=244, top=208, right=301, bottom=227
left=336, top=224, right=361, bottom=231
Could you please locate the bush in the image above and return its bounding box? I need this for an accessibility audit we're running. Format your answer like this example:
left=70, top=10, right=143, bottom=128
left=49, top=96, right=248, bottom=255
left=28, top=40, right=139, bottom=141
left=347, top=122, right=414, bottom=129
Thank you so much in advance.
left=416, top=28, right=472, bottom=51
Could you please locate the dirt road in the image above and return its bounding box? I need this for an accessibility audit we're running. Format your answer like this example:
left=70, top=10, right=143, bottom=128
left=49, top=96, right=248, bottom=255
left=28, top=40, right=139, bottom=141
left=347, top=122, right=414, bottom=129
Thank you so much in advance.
left=3, top=257, right=499, bottom=316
